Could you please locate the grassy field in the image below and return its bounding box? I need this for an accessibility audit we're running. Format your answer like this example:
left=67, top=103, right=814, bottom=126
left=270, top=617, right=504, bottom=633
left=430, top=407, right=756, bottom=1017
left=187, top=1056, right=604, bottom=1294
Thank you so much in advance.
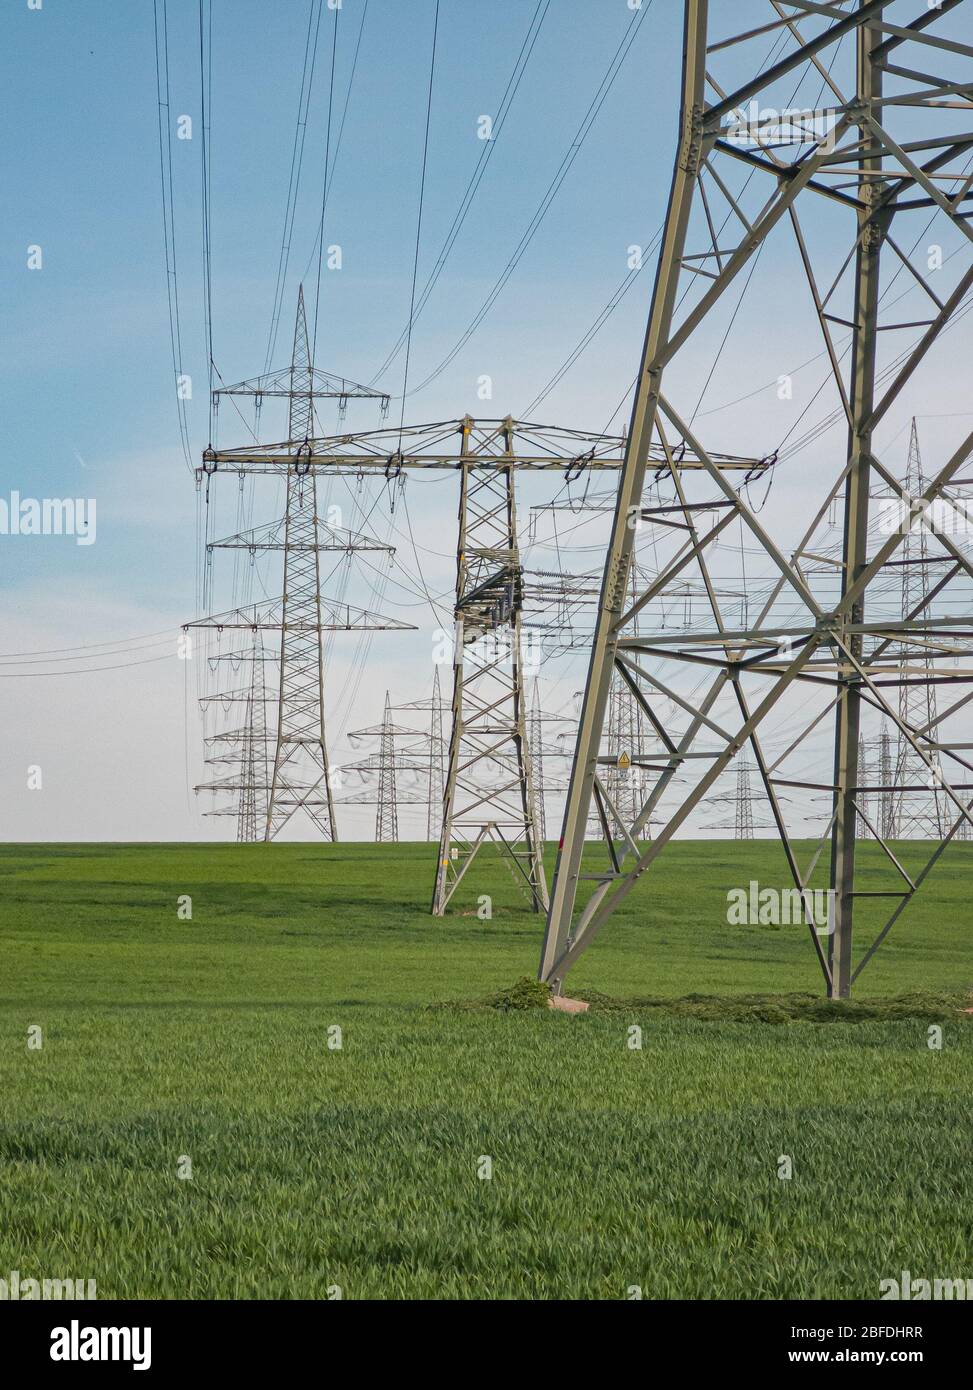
left=1, top=838, right=971, bottom=1299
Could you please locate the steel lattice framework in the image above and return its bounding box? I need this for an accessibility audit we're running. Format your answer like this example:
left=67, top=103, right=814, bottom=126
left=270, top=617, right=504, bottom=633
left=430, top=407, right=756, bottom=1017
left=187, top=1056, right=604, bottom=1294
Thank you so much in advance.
left=541, top=0, right=973, bottom=999
left=432, top=434, right=547, bottom=915
left=196, top=410, right=767, bottom=887
left=187, top=288, right=408, bottom=841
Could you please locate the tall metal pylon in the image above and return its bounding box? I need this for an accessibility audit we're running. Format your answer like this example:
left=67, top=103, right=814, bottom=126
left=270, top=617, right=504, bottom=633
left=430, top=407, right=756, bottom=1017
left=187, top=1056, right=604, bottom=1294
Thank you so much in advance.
left=427, top=668, right=446, bottom=843
left=265, top=288, right=335, bottom=839
left=194, top=632, right=273, bottom=842
left=857, top=735, right=872, bottom=840
left=187, top=288, right=405, bottom=840
left=374, top=672, right=448, bottom=840
left=878, top=728, right=896, bottom=841
left=199, top=415, right=766, bottom=870
left=238, top=633, right=270, bottom=842
left=375, top=692, right=399, bottom=843
left=432, top=420, right=548, bottom=915
left=893, top=419, right=947, bottom=838
left=735, top=762, right=755, bottom=842
left=529, top=678, right=547, bottom=844
left=541, top=0, right=973, bottom=998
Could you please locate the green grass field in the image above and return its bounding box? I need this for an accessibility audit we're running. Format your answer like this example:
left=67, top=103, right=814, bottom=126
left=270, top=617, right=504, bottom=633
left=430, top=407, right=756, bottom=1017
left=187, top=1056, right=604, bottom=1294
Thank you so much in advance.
left=1, top=839, right=971, bottom=1299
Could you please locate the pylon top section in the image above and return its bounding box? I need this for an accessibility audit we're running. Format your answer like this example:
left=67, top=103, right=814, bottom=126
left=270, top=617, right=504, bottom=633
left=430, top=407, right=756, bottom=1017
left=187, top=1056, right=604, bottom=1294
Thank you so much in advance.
left=205, top=516, right=394, bottom=554
left=201, top=414, right=769, bottom=476
left=211, top=286, right=391, bottom=431
left=183, top=596, right=416, bottom=633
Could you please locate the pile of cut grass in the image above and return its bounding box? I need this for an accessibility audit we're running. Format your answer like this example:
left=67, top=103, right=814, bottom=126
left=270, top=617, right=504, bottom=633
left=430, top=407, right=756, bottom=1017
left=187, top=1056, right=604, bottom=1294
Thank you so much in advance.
left=440, top=979, right=970, bottom=1024
left=571, top=987, right=971, bottom=1024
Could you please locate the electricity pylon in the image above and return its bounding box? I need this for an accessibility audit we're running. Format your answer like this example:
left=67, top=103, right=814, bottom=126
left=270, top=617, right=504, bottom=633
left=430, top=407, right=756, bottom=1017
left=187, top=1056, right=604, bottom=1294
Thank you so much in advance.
left=186, top=288, right=408, bottom=840
left=735, top=762, right=755, bottom=842
left=199, top=413, right=765, bottom=881
left=427, top=668, right=446, bottom=842
left=341, top=680, right=447, bottom=839
left=387, top=670, right=448, bottom=841
left=375, top=692, right=399, bottom=843
left=893, top=419, right=947, bottom=838
left=238, top=633, right=270, bottom=841
left=528, top=678, right=547, bottom=844
left=879, top=728, right=896, bottom=841
left=702, top=757, right=777, bottom=836
left=432, top=423, right=547, bottom=915
left=541, top=0, right=973, bottom=999
left=195, top=632, right=273, bottom=841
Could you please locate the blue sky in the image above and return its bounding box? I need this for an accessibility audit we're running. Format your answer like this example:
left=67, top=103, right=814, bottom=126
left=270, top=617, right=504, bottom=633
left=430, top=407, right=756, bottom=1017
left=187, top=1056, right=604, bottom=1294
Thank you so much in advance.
left=1, top=0, right=682, bottom=837
left=3, top=0, right=972, bottom=841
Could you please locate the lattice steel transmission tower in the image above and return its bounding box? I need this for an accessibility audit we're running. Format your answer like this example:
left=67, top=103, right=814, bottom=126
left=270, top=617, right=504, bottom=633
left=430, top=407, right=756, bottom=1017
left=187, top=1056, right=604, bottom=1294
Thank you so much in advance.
left=541, top=0, right=973, bottom=999
left=427, top=668, right=446, bottom=843
left=528, top=678, right=547, bottom=844
left=893, top=419, right=947, bottom=838
left=200, top=414, right=763, bottom=880
left=237, top=633, right=270, bottom=842
left=187, top=288, right=408, bottom=841
left=433, top=424, right=547, bottom=914
left=196, top=632, right=274, bottom=842
left=338, top=703, right=433, bottom=836
left=375, top=692, right=399, bottom=843
left=702, top=757, right=777, bottom=836
left=389, top=671, right=448, bottom=841
left=735, top=763, right=755, bottom=841
left=878, top=728, right=896, bottom=841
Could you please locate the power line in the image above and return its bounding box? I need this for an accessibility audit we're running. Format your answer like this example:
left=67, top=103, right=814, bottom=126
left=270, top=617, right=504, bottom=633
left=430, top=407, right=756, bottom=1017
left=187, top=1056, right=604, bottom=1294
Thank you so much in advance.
left=0, top=653, right=177, bottom=679
left=397, top=0, right=655, bottom=401
left=396, top=0, right=441, bottom=440
left=312, top=2, right=340, bottom=368
left=369, top=0, right=550, bottom=386
left=300, top=0, right=371, bottom=287
left=152, top=0, right=194, bottom=473
left=264, top=0, right=326, bottom=372
left=199, top=0, right=215, bottom=442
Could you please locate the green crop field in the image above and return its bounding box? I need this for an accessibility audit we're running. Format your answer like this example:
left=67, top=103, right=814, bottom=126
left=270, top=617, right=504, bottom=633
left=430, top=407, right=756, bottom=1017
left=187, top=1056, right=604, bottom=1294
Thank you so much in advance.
left=1, top=839, right=971, bottom=1299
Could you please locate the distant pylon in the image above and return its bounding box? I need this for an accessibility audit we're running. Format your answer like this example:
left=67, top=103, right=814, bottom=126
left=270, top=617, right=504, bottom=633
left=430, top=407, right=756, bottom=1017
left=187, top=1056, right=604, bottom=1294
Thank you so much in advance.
left=878, top=729, right=895, bottom=841
left=893, top=420, right=946, bottom=839
left=529, top=678, right=546, bottom=843
left=734, top=760, right=754, bottom=841
left=238, top=633, right=270, bottom=842
left=427, top=668, right=445, bottom=843
left=857, top=735, right=871, bottom=840
left=376, top=692, right=399, bottom=843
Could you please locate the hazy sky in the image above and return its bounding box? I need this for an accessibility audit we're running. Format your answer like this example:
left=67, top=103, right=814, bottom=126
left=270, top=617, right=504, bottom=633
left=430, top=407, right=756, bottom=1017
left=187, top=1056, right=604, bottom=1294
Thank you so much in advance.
left=2, top=0, right=971, bottom=842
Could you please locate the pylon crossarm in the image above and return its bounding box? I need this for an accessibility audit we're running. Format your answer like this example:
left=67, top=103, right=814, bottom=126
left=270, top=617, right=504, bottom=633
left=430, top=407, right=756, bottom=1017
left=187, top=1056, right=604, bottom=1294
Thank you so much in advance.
left=202, top=416, right=764, bottom=475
